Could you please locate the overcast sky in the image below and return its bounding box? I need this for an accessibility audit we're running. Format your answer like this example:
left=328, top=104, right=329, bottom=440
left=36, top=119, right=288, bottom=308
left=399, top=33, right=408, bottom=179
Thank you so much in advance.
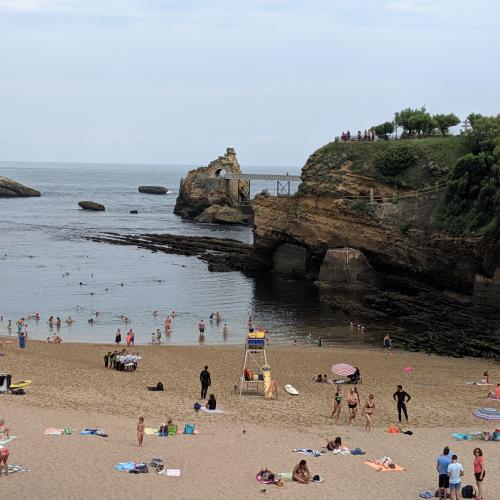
left=0, top=0, right=499, bottom=167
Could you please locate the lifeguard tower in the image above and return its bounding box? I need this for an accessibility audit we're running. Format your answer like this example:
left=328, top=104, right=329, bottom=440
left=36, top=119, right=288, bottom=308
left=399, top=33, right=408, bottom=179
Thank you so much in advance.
left=238, top=331, right=275, bottom=397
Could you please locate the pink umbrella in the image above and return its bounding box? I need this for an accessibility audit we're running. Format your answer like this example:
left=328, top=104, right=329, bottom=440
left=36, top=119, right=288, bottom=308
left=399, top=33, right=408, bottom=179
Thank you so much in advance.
left=330, top=363, right=356, bottom=377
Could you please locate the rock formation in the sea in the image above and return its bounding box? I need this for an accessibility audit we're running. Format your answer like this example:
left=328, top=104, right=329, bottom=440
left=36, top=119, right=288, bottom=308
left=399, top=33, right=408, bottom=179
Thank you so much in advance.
left=174, top=147, right=250, bottom=223
left=0, top=176, right=41, bottom=197
left=195, top=204, right=250, bottom=225
left=78, top=201, right=105, bottom=211
left=138, top=186, right=168, bottom=195
left=251, top=137, right=500, bottom=358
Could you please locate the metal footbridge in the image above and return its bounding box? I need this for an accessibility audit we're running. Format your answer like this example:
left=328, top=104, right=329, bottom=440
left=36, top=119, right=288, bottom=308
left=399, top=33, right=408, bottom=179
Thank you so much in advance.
left=223, top=172, right=301, bottom=199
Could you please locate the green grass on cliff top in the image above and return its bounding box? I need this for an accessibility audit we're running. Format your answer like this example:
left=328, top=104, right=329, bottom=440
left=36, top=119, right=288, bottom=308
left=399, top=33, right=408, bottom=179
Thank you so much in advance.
left=303, top=136, right=467, bottom=189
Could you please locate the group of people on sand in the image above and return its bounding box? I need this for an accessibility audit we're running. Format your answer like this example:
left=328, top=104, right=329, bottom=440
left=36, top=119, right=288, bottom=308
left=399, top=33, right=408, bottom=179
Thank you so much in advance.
left=349, top=320, right=366, bottom=334
left=258, top=459, right=320, bottom=486
left=436, top=447, right=486, bottom=500
left=104, top=350, right=142, bottom=370
left=330, top=383, right=411, bottom=432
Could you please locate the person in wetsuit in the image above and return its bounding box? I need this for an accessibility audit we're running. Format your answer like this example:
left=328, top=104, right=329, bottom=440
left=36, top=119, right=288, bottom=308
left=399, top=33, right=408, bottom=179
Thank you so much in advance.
left=393, top=385, right=411, bottom=423
left=200, top=365, right=211, bottom=399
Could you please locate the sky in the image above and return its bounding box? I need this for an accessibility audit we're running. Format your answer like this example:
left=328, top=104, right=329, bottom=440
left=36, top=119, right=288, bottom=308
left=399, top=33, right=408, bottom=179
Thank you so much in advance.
left=0, top=0, right=499, bottom=167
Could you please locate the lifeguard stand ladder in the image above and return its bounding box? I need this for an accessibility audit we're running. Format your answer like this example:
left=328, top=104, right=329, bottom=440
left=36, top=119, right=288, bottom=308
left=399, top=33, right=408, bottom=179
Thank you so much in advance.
left=238, top=337, right=268, bottom=396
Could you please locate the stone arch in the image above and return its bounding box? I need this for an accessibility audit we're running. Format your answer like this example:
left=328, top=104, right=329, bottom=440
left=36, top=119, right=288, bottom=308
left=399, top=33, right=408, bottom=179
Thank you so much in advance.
left=215, top=168, right=227, bottom=177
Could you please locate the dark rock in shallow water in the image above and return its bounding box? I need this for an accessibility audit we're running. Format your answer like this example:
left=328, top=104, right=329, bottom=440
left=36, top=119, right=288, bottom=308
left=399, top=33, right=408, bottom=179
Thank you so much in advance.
left=78, top=201, right=105, bottom=211
left=138, top=186, right=168, bottom=195
left=0, top=176, right=41, bottom=197
left=130, top=210, right=138, bottom=214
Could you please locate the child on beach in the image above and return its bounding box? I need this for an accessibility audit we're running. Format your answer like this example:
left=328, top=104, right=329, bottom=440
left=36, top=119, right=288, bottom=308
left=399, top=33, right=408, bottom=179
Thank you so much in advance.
left=137, top=417, right=145, bottom=447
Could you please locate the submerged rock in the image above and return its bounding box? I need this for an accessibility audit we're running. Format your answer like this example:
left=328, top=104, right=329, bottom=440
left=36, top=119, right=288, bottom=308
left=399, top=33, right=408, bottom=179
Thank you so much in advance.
left=78, top=201, right=105, bottom=211
left=0, top=176, right=41, bottom=197
left=138, top=186, right=168, bottom=195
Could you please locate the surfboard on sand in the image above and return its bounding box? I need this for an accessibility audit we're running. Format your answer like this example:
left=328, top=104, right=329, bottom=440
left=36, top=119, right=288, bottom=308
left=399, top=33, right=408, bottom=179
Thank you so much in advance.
left=10, top=380, right=32, bottom=389
left=285, top=384, right=299, bottom=395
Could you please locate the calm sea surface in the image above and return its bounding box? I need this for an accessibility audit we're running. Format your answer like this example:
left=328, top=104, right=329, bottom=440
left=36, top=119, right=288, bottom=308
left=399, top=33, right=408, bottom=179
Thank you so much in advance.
left=0, top=162, right=373, bottom=346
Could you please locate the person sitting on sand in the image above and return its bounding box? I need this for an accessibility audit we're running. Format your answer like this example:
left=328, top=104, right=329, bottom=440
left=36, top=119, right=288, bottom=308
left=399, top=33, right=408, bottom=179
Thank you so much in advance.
left=293, top=459, right=311, bottom=484
left=312, top=374, right=323, bottom=383
left=481, top=371, right=489, bottom=384
left=327, top=436, right=342, bottom=451
left=206, top=393, right=217, bottom=410
left=323, top=374, right=328, bottom=383
left=488, top=383, right=500, bottom=399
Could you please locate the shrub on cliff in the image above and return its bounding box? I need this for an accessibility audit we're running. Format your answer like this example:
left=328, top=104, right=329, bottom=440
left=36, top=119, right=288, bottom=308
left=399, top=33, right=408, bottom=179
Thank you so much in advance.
left=374, top=143, right=417, bottom=182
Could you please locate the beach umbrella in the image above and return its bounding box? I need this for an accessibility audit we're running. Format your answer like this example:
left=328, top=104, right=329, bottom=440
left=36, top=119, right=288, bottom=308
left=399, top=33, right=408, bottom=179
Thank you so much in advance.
left=473, top=407, right=500, bottom=420
left=330, top=363, right=356, bottom=377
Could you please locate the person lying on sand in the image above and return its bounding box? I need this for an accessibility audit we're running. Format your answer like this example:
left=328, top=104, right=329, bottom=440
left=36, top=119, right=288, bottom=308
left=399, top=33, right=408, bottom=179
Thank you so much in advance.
left=258, top=468, right=281, bottom=483
left=326, top=436, right=342, bottom=451
left=293, top=460, right=311, bottom=484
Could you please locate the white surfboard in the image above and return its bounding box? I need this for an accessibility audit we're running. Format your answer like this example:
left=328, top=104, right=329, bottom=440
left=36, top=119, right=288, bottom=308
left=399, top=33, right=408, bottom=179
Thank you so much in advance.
left=285, top=384, right=299, bottom=395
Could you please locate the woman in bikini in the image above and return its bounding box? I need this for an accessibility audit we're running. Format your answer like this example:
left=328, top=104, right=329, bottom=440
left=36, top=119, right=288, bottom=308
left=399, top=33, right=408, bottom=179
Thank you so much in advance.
left=347, top=387, right=360, bottom=426
left=331, top=385, right=342, bottom=420
left=362, top=394, right=375, bottom=432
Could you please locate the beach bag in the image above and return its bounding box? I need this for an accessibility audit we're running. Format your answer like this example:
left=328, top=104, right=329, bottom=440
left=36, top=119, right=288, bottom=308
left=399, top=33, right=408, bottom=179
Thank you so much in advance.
left=183, top=423, right=195, bottom=435
left=193, top=402, right=201, bottom=412
left=130, top=463, right=148, bottom=474
left=461, top=485, right=475, bottom=498
left=167, top=425, right=177, bottom=436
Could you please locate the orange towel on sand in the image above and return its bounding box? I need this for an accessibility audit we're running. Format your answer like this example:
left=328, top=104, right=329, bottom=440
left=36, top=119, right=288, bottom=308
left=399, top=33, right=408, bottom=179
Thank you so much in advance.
left=363, top=461, right=406, bottom=472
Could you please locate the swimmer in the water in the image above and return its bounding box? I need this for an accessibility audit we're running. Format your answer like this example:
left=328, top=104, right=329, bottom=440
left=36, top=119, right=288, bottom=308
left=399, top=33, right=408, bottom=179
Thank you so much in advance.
left=65, top=316, right=74, bottom=324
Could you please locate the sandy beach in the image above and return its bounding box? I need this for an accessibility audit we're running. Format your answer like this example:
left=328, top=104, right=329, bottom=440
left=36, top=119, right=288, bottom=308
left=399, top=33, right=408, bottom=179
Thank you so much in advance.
left=1, top=338, right=499, bottom=499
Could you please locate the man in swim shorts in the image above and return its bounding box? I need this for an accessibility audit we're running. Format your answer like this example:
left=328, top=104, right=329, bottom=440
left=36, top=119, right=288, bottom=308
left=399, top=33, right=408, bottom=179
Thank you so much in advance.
left=436, top=446, right=452, bottom=499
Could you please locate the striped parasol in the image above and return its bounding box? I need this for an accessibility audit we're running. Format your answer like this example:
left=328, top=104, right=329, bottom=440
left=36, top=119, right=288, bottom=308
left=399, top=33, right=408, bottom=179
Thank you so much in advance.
left=473, top=407, right=500, bottom=420
left=330, top=363, right=356, bottom=377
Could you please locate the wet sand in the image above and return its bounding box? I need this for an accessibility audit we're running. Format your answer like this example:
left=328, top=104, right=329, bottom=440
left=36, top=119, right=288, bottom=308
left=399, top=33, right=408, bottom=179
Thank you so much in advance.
left=1, top=339, right=499, bottom=499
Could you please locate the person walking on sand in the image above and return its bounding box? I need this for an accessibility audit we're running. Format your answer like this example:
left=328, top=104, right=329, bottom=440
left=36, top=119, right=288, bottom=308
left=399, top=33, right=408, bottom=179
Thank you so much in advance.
left=362, top=394, right=375, bottom=432
left=137, top=417, right=145, bottom=446
left=447, top=454, right=464, bottom=500
left=200, top=365, right=211, bottom=399
left=347, top=387, right=359, bottom=426
left=331, top=385, right=342, bottom=420
left=18, top=327, right=26, bottom=351
left=473, top=448, right=485, bottom=500
left=437, top=446, right=453, bottom=500
left=383, top=334, right=393, bottom=354
left=393, top=385, right=411, bottom=423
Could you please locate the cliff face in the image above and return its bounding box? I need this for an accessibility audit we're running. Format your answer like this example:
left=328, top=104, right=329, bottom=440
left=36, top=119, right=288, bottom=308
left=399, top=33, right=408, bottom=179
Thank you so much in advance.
left=0, top=176, right=41, bottom=197
left=252, top=138, right=500, bottom=358
left=174, top=147, right=249, bottom=221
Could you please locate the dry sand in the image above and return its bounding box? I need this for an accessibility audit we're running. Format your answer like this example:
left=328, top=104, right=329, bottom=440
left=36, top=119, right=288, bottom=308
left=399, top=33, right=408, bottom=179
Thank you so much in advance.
left=0, top=338, right=499, bottom=500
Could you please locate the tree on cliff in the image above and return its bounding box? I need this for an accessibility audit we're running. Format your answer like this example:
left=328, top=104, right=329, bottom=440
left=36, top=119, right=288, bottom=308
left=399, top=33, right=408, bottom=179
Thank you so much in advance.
left=437, top=113, right=500, bottom=237
left=372, top=121, right=394, bottom=139
left=433, top=113, right=460, bottom=136
left=394, top=106, right=437, bottom=138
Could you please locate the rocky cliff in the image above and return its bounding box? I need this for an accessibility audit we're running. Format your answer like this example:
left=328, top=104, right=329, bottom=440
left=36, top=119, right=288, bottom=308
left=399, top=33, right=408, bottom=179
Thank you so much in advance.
left=0, top=176, right=41, bottom=197
left=252, top=138, right=500, bottom=358
left=174, top=147, right=250, bottom=222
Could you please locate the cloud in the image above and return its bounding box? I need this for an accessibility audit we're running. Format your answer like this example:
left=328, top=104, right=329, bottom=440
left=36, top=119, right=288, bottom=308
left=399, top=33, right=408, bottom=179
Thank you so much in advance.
left=386, top=0, right=443, bottom=12
left=0, top=0, right=144, bottom=16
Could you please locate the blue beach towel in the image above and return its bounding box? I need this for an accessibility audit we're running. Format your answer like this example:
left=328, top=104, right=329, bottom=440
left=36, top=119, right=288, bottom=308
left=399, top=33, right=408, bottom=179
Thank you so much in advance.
left=452, top=433, right=472, bottom=441
left=115, top=462, right=135, bottom=471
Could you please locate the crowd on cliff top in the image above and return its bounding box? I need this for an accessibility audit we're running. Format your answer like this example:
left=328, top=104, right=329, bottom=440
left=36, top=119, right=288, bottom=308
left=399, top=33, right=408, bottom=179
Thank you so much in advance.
left=340, top=129, right=377, bottom=141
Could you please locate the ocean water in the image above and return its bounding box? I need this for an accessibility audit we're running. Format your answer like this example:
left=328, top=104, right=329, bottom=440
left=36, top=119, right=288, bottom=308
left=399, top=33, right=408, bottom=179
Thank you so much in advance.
left=0, top=162, right=368, bottom=346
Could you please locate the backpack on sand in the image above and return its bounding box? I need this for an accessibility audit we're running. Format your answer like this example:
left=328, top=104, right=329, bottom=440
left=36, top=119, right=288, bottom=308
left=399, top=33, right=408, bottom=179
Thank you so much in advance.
left=461, top=485, right=475, bottom=498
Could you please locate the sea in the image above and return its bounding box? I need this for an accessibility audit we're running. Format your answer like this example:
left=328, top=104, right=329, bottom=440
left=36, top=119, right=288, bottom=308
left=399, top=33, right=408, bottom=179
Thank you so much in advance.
left=0, top=162, right=373, bottom=346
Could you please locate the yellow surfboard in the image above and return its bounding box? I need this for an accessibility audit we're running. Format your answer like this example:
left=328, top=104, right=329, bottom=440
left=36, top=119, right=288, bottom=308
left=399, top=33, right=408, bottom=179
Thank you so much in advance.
left=10, top=380, right=32, bottom=389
